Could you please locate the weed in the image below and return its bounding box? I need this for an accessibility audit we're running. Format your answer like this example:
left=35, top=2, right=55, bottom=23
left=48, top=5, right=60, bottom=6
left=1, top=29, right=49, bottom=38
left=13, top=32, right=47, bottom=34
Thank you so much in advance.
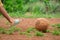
left=5, top=27, right=15, bottom=34
left=5, top=26, right=21, bottom=35
left=15, top=28, right=21, bottom=31
left=56, top=24, right=60, bottom=28
left=46, top=29, right=51, bottom=33
left=26, top=27, right=35, bottom=33
left=0, top=27, right=6, bottom=34
left=8, top=12, right=60, bottom=18
left=20, top=27, right=37, bottom=37
left=9, top=26, right=21, bottom=31
left=5, top=30, right=14, bottom=35
left=20, top=27, right=45, bottom=37
left=35, top=31, right=44, bottom=36
left=20, top=32, right=32, bottom=37
left=52, top=24, right=60, bottom=28
left=20, top=32, right=26, bottom=35
left=52, top=30, right=60, bottom=35
left=51, top=24, right=57, bottom=27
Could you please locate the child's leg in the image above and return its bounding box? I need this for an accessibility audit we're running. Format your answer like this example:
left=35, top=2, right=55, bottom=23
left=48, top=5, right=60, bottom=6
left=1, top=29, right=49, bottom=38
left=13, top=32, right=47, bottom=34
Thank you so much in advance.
left=0, top=5, right=14, bottom=23
left=0, top=6, right=20, bottom=25
left=0, top=0, right=20, bottom=26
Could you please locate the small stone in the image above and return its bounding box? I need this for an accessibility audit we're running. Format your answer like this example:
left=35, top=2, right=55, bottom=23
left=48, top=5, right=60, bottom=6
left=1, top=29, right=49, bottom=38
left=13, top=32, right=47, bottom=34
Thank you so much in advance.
left=14, top=19, right=20, bottom=25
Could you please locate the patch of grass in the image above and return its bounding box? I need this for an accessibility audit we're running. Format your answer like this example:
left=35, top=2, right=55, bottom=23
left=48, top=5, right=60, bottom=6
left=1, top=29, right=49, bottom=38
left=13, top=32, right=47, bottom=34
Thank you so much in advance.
left=9, top=26, right=21, bottom=31
left=46, top=29, right=51, bottom=33
left=52, top=24, right=60, bottom=28
left=5, top=26, right=21, bottom=34
left=0, top=27, right=6, bottom=34
left=20, top=32, right=26, bottom=35
left=0, top=26, right=21, bottom=35
left=20, top=27, right=44, bottom=37
left=5, top=26, right=20, bottom=34
left=8, top=12, right=60, bottom=18
left=19, top=27, right=45, bottom=37
left=20, top=27, right=37, bottom=37
left=26, top=27, right=35, bottom=33
left=6, top=27, right=20, bottom=34
left=52, top=24, right=56, bottom=27
left=5, top=30, right=14, bottom=35
left=20, top=32, right=32, bottom=37
left=20, top=27, right=35, bottom=37
left=52, top=30, right=60, bottom=35
left=35, top=31, right=44, bottom=36
left=56, top=24, right=60, bottom=28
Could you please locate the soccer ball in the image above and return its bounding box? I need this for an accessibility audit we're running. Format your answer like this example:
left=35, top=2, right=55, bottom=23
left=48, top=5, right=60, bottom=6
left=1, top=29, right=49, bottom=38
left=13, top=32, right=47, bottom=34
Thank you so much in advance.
left=35, top=18, right=50, bottom=32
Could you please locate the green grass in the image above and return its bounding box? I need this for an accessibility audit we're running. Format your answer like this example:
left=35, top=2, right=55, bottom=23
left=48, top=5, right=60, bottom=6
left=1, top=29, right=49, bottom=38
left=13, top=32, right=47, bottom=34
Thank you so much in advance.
left=20, top=27, right=44, bottom=37
left=46, top=29, right=51, bottom=33
left=0, top=27, right=6, bottom=34
left=0, top=26, right=21, bottom=35
left=52, top=30, right=60, bottom=35
left=26, top=27, right=35, bottom=33
left=5, top=30, right=14, bottom=35
left=0, top=12, right=60, bottom=18
left=5, top=26, right=21, bottom=34
left=7, top=12, right=60, bottom=18
left=52, top=24, right=56, bottom=27
left=52, top=24, right=60, bottom=28
left=0, top=0, right=60, bottom=18
left=0, top=26, right=44, bottom=37
left=56, top=24, right=60, bottom=28
left=20, top=32, right=32, bottom=37
left=35, top=31, right=44, bottom=36
left=20, top=27, right=35, bottom=37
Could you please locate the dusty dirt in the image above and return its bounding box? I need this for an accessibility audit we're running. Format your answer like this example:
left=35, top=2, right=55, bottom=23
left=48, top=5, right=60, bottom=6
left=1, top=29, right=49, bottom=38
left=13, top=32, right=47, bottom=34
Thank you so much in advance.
left=0, top=18, right=60, bottom=40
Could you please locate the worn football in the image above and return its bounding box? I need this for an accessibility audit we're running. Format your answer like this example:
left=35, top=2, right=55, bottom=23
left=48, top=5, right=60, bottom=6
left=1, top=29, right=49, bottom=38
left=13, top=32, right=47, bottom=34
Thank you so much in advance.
left=35, top=18, right=50, bottom=32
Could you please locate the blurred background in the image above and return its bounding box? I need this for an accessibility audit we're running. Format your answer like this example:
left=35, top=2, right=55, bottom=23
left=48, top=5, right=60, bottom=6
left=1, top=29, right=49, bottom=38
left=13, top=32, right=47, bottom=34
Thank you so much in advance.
left=0, top=0, right=60, bottom=18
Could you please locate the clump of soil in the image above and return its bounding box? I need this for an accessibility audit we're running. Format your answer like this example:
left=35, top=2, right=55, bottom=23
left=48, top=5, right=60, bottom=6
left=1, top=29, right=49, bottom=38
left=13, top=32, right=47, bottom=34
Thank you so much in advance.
left=35, top=18, right=50, bottom=32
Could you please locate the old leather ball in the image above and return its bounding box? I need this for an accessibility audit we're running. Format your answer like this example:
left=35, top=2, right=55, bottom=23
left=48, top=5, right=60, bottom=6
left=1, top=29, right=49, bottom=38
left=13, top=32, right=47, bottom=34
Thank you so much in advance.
left=35, top=18, right=49, bottom=32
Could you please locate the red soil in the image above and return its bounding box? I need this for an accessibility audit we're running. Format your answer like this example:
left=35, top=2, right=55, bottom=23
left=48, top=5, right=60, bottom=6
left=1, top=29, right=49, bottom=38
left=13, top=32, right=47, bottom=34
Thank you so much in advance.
left=0, top=18, right=60, bottom=40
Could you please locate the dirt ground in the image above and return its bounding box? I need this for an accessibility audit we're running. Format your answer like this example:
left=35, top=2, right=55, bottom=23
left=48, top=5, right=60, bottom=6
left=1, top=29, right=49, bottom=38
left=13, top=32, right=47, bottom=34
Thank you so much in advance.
left=0, top=18, right=60, bottom=40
